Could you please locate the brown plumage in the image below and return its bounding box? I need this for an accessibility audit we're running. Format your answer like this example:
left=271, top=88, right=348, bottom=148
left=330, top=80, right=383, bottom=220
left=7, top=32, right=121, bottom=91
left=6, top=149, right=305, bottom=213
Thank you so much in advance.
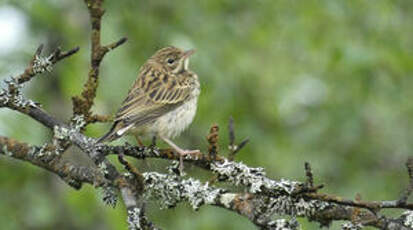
left=98, top=46, right=200, bottom=159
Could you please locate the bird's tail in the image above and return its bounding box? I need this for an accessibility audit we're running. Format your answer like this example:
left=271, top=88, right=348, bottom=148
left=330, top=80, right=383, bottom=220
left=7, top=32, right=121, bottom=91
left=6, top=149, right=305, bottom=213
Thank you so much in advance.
left=97, top=122, right=121, bottom=143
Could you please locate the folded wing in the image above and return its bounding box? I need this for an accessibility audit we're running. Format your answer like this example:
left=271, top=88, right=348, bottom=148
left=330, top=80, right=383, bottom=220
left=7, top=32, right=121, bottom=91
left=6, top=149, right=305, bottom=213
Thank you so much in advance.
left=98, top=65, right=191, bottom=142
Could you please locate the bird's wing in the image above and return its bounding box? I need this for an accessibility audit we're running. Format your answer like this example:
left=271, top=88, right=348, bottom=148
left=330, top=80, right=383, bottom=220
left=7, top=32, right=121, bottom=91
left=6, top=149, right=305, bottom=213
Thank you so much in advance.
left=113, top=65, right=192, bottom=132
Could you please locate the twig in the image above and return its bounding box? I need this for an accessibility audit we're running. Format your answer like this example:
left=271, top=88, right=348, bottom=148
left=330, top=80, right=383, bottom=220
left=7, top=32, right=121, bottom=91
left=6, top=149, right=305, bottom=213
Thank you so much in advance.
left=305, top=162, right=314, bottom=188
left=305, top=192, right=413, bottom=211
left=15, top=44, right=79, bottom=84
left=228, top=117, right=236, bottom=160
left=234, top=138, right=249, bottom=154
left=101, top=37, right=128, bottom=53
left=49, top=46, right=80, bottom=64
left=118, top=153, right=144, bottom=194
left=229, top=116, right=235, bottom=146
left=117, top=154, right=155, bottom=229
left=228, top=117, right=249, bottom=160
left=292, top=162, right=325, bottom=195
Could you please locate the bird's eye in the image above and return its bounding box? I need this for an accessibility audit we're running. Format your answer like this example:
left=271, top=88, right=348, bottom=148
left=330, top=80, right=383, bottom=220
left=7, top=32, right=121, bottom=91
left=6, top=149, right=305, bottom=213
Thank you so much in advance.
left=167, top=58, right=175, bottom=64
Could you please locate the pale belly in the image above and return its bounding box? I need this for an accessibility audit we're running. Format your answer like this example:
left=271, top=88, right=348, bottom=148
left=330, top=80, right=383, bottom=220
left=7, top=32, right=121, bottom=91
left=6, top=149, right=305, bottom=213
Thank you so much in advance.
left=129, top=96, right=198, bottom=139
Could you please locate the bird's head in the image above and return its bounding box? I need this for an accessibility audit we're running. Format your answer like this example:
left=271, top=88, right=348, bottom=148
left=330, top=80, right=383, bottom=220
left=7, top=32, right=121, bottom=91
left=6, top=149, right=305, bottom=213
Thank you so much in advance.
left=150, top=46, right=195, bottom=74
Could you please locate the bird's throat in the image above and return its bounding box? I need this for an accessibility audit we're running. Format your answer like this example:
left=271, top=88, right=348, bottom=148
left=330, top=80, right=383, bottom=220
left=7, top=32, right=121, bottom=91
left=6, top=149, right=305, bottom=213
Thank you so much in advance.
left=173, top=58, right=189, bottom=74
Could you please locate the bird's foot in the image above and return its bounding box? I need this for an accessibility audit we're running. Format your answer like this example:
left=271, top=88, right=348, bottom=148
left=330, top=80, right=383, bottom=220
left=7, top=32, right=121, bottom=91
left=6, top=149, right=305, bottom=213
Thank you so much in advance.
left=160, top=136, right=201, bottom=175
left=177, top=149, right=201, bottom=156
left=175, top=149, right=200, bottom=175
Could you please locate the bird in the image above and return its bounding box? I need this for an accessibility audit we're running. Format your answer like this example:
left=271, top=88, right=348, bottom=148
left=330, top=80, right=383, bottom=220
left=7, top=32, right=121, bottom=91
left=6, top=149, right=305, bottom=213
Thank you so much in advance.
left=98, top=46, right=201, bottom=166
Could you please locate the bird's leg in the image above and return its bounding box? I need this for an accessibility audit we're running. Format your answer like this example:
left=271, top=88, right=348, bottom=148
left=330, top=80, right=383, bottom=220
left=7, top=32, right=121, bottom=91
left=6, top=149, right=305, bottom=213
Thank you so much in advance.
left=150, top=135, right=157, bottom=148
left=160, top=136, right=200, bottom=173
left=133, top=135, right=144, bottom=147
left=160, top=136, right=200, bottom=155
left=134, top=134, right=151, bottom=169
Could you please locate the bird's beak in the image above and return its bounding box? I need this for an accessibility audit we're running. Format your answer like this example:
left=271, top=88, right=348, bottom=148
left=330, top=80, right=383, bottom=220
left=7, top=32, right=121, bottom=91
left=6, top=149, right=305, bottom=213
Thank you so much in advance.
left=183, top=49, right=195, bottom=59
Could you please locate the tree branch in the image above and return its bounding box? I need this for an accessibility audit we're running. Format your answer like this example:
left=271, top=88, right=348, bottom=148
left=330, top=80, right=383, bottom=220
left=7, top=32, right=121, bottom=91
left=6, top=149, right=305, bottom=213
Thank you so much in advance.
left=0, top=136, right=104, bottom=189
left=16, top=44, right=79, bottom=85
left=1, top=1, right=413, bottom=229
left=72, top=0, right=127, bottom=125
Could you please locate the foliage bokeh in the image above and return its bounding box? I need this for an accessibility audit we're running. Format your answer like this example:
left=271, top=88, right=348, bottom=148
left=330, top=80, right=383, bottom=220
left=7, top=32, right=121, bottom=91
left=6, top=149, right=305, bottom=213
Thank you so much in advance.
left=0, top=0, right=412, bottom=229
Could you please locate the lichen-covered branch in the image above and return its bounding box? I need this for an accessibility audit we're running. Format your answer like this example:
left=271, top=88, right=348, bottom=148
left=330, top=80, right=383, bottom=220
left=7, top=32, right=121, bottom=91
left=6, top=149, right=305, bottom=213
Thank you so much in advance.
left=0, top=135, right=104, bottom=189
left=0, top=44, right=121, bottom=204
left=71, top=0, right=126, bottom=125
left=99, top=142, right=413, bottom=229
left=15, top=44, right=79, bottom=85
left=141, top=171, right=413, bottom=230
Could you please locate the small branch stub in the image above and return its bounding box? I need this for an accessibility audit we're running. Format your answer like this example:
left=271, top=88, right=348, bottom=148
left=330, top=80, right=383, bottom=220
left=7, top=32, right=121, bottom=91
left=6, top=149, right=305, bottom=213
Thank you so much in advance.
left=228, top=117, right=249, bottom=161
left=207, top=123, right=219, bottom=160
left=305, top=162, right=314, bottom=188
left=399, top=157, right=413, bottom=205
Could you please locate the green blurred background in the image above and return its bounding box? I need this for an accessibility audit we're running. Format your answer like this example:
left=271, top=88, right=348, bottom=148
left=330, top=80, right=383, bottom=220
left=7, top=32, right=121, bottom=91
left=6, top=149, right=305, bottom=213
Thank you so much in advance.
left=0, top=0, right=412, bottom=229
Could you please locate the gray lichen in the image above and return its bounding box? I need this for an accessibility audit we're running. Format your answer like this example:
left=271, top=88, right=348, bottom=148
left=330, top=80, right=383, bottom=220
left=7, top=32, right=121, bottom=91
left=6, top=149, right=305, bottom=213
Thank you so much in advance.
left=166, top=160, right=184, bottom=176
left=211, top=160, right=302, bottom=195
left=143, top=172, right=225, bottom=210
left=53, top=123, right=87, bottom=143
left=341, top=222, right=363, bottom=230
left=127, top=207, right=142, bottom=230
left=70, top=115, right=86, bottom=131
left=53, top=126, right=71, bottom=140
left=143, top=170, right=334, bottom=226
left=219, top=193, right=237, bottom=209
left=32, top=54, right=53, bottom=74
left=144, top=145, right=160, bottom=157
left=267, top=218, right=300, bottom=230
left=37, top=143, right=56, bottom=158
left=1, top=144, right=13, bottom=157
left=53, top=121, right=97, bottom=158
left=98, top=161, right=110, bottom=176
left=251, top=195, right=330, bottom=225
left=0, top=78, right=38, bottom=109
left=402, top=211, right=413, bottom=228
left=101, top=186, right=118, bottom=208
